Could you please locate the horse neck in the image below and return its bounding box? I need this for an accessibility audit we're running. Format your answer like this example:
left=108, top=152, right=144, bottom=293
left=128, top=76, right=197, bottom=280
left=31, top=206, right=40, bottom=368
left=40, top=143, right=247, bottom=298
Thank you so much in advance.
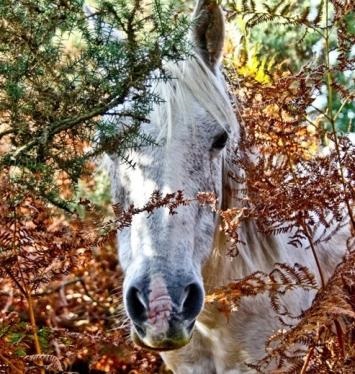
left=202, top=219, right=285, bottom=292
left=202, top=149, right=291, bottom=291
left=202, top=148, right=348, bottom=292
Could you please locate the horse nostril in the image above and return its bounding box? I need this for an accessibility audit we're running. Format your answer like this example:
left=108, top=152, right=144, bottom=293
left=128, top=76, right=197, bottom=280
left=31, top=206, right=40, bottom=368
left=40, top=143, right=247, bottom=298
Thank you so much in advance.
left=126, top=287, right=147, bottom=323
left=182, top=283, right=204, bottom=320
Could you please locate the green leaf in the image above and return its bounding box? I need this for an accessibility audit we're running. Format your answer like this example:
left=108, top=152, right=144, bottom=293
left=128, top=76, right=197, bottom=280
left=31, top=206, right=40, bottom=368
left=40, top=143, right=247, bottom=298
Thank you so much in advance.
left=8, top=332, right=25, bottom=345
left=15, top=347, right=27, bottom=357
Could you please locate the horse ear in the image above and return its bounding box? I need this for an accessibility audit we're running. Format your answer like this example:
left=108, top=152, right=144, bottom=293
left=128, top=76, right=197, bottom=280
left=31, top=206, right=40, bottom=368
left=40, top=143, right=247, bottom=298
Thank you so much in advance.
left=83, top=4, right=125, bottom=42
left=191, top=0, right=225, bottom=70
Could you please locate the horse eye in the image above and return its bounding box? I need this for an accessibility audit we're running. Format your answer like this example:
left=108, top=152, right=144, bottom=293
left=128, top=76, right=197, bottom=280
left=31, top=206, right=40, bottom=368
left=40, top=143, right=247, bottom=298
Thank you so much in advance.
left=211, top=131, right=228, bottom=150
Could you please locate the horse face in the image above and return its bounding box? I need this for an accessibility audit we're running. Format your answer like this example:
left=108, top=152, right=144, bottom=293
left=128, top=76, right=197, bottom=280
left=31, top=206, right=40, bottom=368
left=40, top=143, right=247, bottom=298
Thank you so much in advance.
left=115, top=90, right=231, bottom=351
left=106, top=1, right=231, bottom=350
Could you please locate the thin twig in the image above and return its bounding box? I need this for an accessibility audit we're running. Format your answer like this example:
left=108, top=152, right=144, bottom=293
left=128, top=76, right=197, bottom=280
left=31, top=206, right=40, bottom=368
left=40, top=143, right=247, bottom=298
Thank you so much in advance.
left=283, top=140, right=325, bottom=288
left=334, top=319, right=345, bottom=359
left=301, top=222, right=326, bottom=288
left=300, top=345, right=315, bottom=374
left=27, top=292, right=45, bottom=374
left=12, top=206, right=45, bottom=374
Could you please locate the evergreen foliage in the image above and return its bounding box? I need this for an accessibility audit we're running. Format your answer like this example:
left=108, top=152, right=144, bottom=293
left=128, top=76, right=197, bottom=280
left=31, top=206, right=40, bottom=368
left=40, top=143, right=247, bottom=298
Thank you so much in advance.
left=0, top=0, right=190, bottom=209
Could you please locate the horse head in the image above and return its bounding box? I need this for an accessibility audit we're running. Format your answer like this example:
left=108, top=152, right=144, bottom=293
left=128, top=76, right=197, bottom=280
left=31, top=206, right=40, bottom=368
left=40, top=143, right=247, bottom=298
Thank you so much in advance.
left=95, top=0, right=237, bottom=351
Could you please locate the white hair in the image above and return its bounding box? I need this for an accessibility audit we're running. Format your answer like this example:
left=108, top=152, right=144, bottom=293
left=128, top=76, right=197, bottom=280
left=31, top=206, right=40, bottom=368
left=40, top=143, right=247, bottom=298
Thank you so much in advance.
left=150, top=54, right=239, bottom=143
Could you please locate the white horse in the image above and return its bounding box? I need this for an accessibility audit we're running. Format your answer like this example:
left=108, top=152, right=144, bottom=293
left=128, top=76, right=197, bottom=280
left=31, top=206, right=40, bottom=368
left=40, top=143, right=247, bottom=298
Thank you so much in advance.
left=99, top=1, right=348, bottom=372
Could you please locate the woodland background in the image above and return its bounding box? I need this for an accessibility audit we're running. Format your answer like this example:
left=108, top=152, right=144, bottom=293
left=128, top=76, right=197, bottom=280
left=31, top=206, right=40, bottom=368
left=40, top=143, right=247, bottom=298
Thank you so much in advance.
left=0, top=0, right=354, bottom=373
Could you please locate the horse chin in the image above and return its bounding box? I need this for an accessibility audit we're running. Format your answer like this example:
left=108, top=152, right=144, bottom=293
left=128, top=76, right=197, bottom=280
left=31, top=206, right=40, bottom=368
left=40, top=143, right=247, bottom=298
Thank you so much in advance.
left=131, top=328, right=192, bottom=352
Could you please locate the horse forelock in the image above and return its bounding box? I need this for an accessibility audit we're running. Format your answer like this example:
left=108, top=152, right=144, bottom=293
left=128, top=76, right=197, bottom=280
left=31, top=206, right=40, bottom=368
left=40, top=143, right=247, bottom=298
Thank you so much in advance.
left=150, top=54, right=239, bottom=144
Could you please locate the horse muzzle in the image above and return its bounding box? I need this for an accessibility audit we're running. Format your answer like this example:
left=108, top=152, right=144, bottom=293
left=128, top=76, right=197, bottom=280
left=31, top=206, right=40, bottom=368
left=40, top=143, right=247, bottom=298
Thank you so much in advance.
left=124, top=273, right=204, bottom=351
left=131, top=318, right=195, bottom=351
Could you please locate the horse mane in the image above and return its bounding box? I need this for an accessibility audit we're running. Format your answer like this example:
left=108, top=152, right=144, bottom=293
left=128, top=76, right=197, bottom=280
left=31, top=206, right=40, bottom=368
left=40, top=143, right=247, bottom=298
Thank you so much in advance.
left=150, top=54, right=239, bottom=143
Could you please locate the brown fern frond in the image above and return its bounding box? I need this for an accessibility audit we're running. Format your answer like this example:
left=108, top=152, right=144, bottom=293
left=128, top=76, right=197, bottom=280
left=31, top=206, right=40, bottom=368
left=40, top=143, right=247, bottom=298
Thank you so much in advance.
left=25, top=354, right=64, bottom=371
left=252, top=251, right=355, bottom=373
left=206, top=263, right=317, bottom=315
